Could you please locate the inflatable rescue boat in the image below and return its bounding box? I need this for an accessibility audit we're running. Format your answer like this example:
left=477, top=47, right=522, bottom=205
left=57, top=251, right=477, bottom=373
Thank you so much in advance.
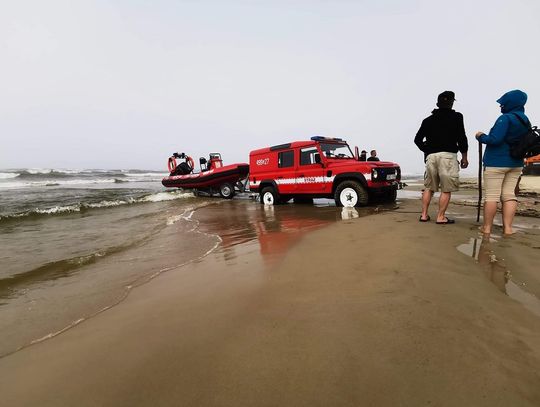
left=162, top=152, right=249, bottom=199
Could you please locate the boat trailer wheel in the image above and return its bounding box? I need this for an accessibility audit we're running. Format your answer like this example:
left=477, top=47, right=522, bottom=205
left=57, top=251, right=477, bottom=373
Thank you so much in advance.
left=219, top=183, right=235, bottom=199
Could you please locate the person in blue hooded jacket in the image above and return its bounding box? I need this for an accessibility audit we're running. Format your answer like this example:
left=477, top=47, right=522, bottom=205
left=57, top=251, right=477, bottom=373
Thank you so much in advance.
left=475, top=89, right=529, bottom=236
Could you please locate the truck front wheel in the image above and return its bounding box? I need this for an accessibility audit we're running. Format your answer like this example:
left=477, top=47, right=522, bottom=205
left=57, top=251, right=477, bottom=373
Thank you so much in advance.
left=334, top=181, right=368, bottom=207
left=260, top=186, right=279, bottom=206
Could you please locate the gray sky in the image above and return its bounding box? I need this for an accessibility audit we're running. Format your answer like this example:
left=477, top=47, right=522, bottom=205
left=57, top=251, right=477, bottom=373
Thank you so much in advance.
left=1, top=0, right=539, bottom=175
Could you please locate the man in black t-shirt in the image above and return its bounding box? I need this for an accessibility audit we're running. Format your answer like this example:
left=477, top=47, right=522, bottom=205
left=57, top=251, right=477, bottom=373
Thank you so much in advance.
left=414, top=91, right=469, bottom=224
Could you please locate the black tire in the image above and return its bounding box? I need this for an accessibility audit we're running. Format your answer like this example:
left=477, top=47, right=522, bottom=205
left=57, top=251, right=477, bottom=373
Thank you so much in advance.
left=260, top=186, right=279, bottom=206
left=334, top=181, right=368, bottom=207
left=219, top=183, right=235, bottom=199
left=293, top=197, right=314, bottom=204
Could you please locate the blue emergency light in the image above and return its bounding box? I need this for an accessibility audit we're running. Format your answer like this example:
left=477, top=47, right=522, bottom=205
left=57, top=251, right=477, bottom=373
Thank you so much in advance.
left=310, top=136, right=343, bottom=142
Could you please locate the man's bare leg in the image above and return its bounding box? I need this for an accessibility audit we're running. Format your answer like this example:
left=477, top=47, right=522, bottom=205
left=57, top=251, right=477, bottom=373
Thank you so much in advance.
left=421, top=189, right=433, bottom=220
left=436, top=192, right=451, bottom=222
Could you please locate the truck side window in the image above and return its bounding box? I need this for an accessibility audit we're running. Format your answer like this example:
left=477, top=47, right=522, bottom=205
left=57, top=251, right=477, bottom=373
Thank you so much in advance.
left=278, top=150, right=294, bottom=168
left=300, top=147, right=319, bottom=165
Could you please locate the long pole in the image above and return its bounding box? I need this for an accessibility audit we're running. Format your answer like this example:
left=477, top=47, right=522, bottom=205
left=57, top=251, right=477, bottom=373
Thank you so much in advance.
left=476, top=141, right=483, bottom=223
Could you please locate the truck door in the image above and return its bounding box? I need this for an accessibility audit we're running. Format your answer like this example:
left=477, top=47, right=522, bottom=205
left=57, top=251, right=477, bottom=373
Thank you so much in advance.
left=296, top=146, right=326, bottom=194
left=276, top=149, right=297, bottom=194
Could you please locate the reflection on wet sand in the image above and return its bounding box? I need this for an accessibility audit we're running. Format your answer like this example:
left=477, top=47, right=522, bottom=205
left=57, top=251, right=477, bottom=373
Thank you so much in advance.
left=458, top=236, right=540, bottom=317
left=475, top=238, right=509, bottom=294
left=341, top=207, right=360, bottom=220
left=196, top=200, right=376, bottom=265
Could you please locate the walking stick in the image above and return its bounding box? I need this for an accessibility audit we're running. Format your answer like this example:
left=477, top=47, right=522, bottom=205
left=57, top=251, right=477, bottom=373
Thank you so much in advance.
left=476, top=140, right=483, bottom=223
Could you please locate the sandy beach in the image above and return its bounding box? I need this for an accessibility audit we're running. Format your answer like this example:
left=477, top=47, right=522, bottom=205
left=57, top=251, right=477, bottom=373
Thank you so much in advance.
left=1, top=192, right=540, bottom=406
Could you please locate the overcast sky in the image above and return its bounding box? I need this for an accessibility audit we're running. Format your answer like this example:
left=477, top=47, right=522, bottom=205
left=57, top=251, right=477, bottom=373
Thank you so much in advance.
left=1, top=0, right=539, bottom=175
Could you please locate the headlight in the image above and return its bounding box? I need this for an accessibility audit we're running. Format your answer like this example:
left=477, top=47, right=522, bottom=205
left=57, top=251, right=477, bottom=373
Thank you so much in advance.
left=372, top=169, right=378, bottom=180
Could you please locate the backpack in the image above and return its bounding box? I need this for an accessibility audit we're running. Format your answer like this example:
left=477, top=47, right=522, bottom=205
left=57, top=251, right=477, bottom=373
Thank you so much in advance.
left=507, top=113, right=540, bottom=160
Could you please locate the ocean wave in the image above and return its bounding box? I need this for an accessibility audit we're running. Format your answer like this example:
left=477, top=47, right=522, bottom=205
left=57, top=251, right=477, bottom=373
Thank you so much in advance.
left=139, top=191, right=192, bottom=202
left=15, top=170, right=126, bottom=180
left=23, top=168, right=53, bottom=175
left=0, top=176, right=165, bottom=189
left=0, top=190, right=195, bottom=222
left=0, top=168, right=166, bottom=185
left=0, top=241, right=142, bottom=298
left=0, top=172, right=20, bottom=179
left=0, top=178, right=129, bottom=189
left=125, top=172, right=167, bottom=177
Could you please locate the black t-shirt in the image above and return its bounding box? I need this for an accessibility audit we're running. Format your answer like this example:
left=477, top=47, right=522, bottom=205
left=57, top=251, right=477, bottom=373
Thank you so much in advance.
left=414, top=109, right=468, bottom=157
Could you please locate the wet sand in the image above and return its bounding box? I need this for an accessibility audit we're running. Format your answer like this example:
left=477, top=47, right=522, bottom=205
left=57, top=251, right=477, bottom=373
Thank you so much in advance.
left=1, top=197, right=540, bottom=406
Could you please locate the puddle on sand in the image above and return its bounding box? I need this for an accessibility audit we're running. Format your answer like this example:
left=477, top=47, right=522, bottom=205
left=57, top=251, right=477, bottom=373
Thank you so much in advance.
left=457, top=237, right=540, bottom=317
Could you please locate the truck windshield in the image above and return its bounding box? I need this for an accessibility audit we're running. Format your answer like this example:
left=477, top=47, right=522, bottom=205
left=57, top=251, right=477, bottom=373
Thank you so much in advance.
left=320, top=143, right=354, bottom=159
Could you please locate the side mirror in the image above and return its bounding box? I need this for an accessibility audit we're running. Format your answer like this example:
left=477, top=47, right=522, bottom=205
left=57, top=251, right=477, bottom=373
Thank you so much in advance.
left=354, top=146, right=359, bottom=161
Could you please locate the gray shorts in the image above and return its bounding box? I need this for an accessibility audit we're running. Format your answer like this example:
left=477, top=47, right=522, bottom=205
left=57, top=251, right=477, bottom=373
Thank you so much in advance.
left=424, top=152, right=459, bottom=193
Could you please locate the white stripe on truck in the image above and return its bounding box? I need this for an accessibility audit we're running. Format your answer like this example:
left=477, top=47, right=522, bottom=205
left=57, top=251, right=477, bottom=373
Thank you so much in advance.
left=250, top=174, right=373, bottom=188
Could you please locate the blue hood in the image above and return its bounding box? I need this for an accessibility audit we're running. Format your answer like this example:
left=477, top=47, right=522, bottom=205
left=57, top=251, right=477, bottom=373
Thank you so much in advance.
left=497, top=89, right=527, bottom=113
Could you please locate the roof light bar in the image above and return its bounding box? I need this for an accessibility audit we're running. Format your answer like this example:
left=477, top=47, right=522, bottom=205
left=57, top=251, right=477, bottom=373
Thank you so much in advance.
left=310, top=136, right=344, bottom=142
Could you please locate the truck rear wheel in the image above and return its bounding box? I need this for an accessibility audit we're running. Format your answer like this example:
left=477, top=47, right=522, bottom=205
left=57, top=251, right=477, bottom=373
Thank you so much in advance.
left=260, top=186, right=279, bottom=206
left=219, top=183, right=235, bottom=199
left=334, top=181, right=368, bottom=207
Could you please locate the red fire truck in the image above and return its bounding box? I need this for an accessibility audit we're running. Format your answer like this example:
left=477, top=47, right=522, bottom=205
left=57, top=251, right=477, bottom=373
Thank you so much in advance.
left=249, top=136, right=401, bottom=206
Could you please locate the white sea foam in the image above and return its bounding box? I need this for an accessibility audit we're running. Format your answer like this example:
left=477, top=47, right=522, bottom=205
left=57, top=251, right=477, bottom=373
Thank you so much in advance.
left=34, top=204, right=82, bottom=215
left=25, top=168, right=53, bottom=174
left=24, top=168, right=89, bottom=175
left=0, top=190, right=195, bottom=221
left=0, top=182, right=28, bottom=189
left=166, top=214, right=186, bottom=225
left=0, top=178, right=127, bottom=189
left=140, top=191, right=193, bottom=203
left=83, top=191, right=192, bottom=209
left=84, top=199, right=132, bottom=209
left=0, top=172, right=19, bottom=179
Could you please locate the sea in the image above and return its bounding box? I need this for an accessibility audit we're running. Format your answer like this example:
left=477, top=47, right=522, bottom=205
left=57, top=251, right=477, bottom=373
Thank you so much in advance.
left=0, top=168, right=222, bottom=357
left=0, top=168, right=420, bottom=357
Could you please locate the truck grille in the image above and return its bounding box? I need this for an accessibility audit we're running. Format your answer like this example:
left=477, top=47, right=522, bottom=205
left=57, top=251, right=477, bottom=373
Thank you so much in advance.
left=376, top=167, right=400, bottom=181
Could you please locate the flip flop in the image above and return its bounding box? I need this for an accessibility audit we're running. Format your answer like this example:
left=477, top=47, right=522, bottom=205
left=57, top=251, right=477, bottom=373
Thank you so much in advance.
left=419, top=215, right=430, bottom=222
left=436, top=217, right=455, bottom=225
